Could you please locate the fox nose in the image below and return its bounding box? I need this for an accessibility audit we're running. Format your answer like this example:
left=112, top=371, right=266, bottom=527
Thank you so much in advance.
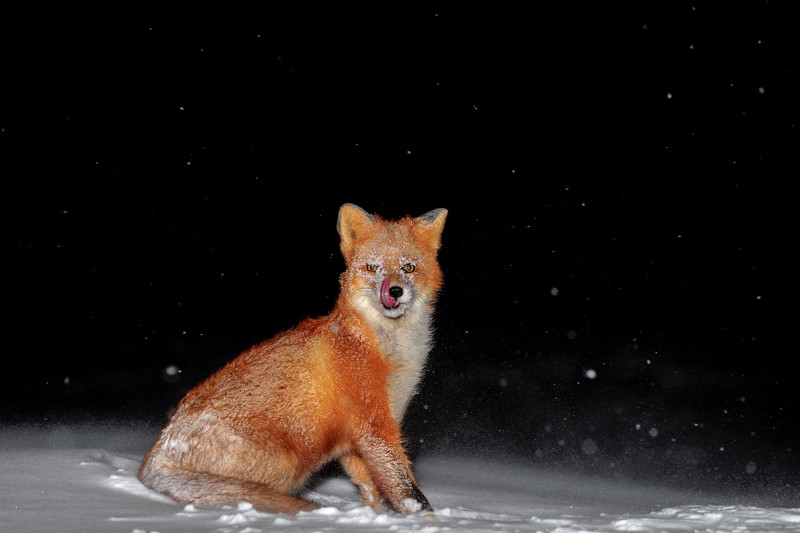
left=389, top=286, right=403, bottom=300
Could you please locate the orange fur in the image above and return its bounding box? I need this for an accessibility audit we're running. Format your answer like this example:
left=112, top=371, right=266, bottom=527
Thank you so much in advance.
left=138, top=204, right=447, bottom=514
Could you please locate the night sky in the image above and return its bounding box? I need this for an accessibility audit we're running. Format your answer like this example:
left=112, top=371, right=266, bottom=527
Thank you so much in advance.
left=3, top=5, right=798, bottom=492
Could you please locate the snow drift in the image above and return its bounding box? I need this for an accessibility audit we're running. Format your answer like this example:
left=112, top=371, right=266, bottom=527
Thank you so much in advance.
left=1, top=424, right=798, bottom=533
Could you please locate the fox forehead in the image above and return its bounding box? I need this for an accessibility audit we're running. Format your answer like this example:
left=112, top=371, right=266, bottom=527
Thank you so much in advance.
left=349, top=225, right=428, bottom=264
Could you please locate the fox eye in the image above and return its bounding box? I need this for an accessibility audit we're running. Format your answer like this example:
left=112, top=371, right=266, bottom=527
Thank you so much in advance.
left=366, top=264, right=379, bottom=273
left=402, top=263, right=416, bottom=273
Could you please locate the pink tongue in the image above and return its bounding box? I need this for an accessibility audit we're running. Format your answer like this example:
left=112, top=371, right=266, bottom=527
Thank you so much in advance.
left=380, top=278, right=398, bottom=308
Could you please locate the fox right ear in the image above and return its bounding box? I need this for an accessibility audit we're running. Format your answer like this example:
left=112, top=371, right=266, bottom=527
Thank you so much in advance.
left=337, top=203, right=375, bottom=260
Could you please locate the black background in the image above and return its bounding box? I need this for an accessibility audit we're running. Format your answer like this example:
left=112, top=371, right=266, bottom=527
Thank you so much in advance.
left=2, top=4, right=798, bottom=497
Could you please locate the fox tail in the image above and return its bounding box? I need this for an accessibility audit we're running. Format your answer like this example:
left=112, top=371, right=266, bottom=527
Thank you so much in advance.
left=138, top=457, right=317, bottom=514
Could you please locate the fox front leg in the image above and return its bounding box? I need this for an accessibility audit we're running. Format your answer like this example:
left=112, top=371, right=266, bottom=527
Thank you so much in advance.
left=353, top=434, right=432, bottom=514
left=341, top=454, right=387, bottom=512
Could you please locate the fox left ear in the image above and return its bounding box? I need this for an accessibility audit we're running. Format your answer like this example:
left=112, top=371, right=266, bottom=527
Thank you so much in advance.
left=415, top=208, right=448, bottom=252
left=337, top=203, right=376, bottom=260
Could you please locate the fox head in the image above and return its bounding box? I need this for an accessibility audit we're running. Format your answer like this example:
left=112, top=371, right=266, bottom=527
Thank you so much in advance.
left=337, top=204, right=447, bottom=320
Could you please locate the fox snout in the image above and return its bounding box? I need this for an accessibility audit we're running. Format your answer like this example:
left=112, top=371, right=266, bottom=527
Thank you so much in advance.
left=380, top=278, right=404, bottom=309
left=376, top=277, right=416, bottom=318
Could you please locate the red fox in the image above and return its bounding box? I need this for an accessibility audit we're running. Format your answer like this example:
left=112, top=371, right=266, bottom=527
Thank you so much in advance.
left=138, top=203, right=447, bottom=514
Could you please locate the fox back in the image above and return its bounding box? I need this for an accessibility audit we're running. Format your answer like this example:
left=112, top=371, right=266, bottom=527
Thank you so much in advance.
left=138, top=203, right=447, bottom=515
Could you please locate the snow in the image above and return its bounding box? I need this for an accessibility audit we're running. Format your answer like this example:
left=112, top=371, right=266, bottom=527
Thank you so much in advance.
left=1, top=425, right=798, bottom=532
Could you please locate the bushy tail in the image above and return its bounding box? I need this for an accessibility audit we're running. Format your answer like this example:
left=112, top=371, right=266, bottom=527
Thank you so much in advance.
left=138, top=456, right=317, bottom=514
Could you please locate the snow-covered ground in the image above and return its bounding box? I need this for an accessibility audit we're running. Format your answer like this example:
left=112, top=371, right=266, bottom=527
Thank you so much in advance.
left=1, top=425, right=798, bottom=533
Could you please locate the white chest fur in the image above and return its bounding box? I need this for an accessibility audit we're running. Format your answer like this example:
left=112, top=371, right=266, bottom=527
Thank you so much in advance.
left=369, top=304, right=433, bottom=421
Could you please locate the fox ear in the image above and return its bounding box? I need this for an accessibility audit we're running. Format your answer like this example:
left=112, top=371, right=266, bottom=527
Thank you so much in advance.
left=338, top=203, right=375, bottom=260
left=415, top=208, right=448, bottom=252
